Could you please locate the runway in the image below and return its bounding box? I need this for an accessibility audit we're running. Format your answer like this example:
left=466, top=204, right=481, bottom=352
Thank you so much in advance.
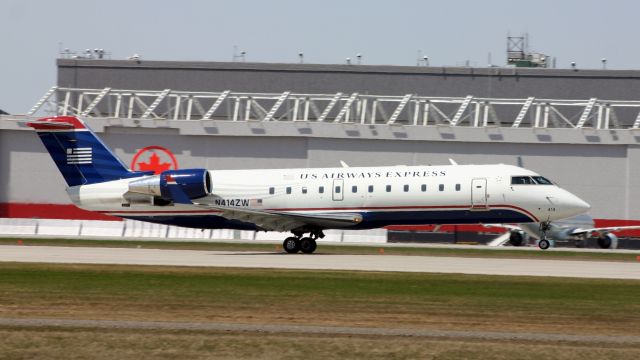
left=1, top=245, right=639, bottom=279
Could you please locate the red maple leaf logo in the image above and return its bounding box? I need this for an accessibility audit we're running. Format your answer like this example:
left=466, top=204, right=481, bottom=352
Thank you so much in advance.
left=137, top=152, right=172, bottom=174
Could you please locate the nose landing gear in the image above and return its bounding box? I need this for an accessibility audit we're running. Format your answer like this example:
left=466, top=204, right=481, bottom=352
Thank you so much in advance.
left=538, top=221, right=552, bottom=250
left=282, top=229, right=324, bottom=254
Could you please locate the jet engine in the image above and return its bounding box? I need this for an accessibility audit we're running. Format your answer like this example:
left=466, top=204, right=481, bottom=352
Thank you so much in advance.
left=596, top=232, right=618, bottom=249
left=508, top=230, right=529, bottom=246
left=128, top=169, right=212, bottom=201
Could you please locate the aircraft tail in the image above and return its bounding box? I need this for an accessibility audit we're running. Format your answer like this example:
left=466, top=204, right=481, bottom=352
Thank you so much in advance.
left=27, top=116, right=146, bottom=187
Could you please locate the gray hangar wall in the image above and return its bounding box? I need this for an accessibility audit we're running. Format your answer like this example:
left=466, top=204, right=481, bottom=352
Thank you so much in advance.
left=3, top=59, right=640, bottom=221
left=2, top=118, right=640, bottom=221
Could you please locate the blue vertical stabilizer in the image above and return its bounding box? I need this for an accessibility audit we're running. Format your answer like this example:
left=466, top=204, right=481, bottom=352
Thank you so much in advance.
left=27, top=116, right=148, bottom=186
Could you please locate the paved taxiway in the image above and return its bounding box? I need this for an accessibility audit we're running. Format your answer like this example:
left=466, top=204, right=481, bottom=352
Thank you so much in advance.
left=1, top=245, right=639, bottom=279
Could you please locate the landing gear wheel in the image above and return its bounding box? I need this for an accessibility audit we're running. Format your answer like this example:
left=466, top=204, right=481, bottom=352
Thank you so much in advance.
left=538, top=239, right=550, bottom=250
left=300, top=237, right=317, bottom=254
left=283, top=237, right=300, bottom=254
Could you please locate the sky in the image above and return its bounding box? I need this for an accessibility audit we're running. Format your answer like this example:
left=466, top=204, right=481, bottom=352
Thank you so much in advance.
left=1, top=0, right=638, bottom=113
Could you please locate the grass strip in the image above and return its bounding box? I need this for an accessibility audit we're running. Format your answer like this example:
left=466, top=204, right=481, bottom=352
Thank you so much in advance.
left=0, top=263, right=638, bottom=337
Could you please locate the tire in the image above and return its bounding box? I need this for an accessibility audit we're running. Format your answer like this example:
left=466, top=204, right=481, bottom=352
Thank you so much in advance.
left=283, top=237, right=300, bottom=254
left=300, top=237, right=317, bottom=254
left=538, top=239, right=550, bottom=250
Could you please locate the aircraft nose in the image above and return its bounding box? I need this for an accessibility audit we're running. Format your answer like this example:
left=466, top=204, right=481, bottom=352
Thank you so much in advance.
left=563, top=193, right=591, bottom=217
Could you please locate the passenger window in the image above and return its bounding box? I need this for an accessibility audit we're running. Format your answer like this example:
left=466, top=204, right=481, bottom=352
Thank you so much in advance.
left=455, top=184, right=461, bottom=191
left=352, top=185, right=357, bottom=193
left=439, top=184, right=444, bottom=191
left=386, top=185, right=392, bottom=192
left=319, top=186, right=324, bottom=194
left=403, top=185, right=409, bottom=192
left=302, top=187, right=308, bottom=194
left=335, top=186, right=341, bottom=194
left=286, top=187, right=292, bottom=194
left=511, top=176, right=535, bottom=185
left=368, top=185, right=374, bottom=193
left=421, top=184, right=427, bottom=192
left=269, top=187, right=275, bottom=195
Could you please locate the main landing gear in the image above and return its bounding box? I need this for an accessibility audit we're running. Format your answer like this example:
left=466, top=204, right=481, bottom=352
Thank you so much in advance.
left=538, top=221, right=552, bottom=250
left=283, top=230, right=324, bottom=254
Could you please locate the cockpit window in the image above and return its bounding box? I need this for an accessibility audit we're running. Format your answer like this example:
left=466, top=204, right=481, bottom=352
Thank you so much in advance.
left=511, top=176, right=555, bottom=185
left=532, top=176, right=553, bottom=185
left=511, top=176, right=536, bottom=185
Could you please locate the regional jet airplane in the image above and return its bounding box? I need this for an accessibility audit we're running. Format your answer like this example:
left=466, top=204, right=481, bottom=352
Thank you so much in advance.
left=28, top=116, right=590, bottom=253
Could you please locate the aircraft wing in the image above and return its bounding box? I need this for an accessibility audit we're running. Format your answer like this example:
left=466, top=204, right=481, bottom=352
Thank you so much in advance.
left=569, top=226, right=640, bottom=236
left=193, top=202, right=363, bottom=232
left=485, top=223, right=520, bottom=231
left=165, top=179, right=362, bottom=231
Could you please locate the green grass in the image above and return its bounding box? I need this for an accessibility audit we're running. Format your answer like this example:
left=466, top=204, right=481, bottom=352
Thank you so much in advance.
left=1, top=263, right=639, bottom=359
left=1, top=237, right=638, bottom=261
left=0, top=263, right=639, bottom=335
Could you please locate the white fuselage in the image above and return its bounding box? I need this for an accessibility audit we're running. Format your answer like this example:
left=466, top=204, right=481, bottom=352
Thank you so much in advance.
left=67, top=164, right=589, bottom=230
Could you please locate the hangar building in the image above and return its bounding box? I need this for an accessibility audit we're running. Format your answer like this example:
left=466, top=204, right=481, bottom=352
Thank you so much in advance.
left=2, top=59, right=640, bottom=233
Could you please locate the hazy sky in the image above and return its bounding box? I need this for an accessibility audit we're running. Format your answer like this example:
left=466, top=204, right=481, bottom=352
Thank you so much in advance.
left=1, top=0, right=637, bottom=113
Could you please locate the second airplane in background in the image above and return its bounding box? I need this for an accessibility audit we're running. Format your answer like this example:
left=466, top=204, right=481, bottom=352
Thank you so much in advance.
left=492, top=214, right=639, bottom=249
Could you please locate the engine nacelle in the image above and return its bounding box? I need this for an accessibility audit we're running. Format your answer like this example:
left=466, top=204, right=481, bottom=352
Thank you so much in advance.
left=597, top=232, right=618, bottom=249
left=509, top=230, right=529, bottom=246
left=128, top=169, right=212, bottom=201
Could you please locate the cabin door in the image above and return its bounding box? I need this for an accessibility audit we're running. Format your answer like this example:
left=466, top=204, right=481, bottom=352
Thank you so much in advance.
left=471, top=178, right=489, bottom=209
left=332, top=179, right=344, bottom=201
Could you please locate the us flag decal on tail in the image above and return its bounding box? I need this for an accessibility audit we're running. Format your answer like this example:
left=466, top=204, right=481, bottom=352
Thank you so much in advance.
left=66, top=147, right=92, bottom=165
